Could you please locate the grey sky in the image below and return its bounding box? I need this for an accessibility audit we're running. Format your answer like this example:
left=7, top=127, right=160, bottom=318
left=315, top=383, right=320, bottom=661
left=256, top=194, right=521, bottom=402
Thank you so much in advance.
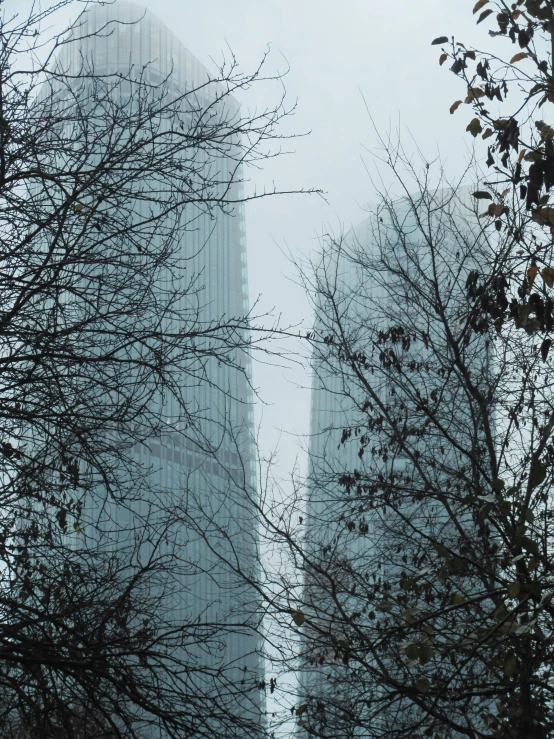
left=139, top=0, right=492, bottom=474
left=29, top=0, right=495, bottom=473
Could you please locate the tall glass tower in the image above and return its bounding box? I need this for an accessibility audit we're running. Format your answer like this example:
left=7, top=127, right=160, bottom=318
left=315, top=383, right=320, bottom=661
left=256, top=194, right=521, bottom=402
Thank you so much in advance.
left=58, top=1, right=264, bottom=734
left=300, top=192, right=492, bottom=737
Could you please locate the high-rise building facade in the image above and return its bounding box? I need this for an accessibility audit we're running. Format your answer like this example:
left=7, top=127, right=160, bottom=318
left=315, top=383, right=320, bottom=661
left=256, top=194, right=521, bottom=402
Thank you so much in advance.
left=300, top=193, right=493, bottom=737
left=58, top=1, right=264, bottom=733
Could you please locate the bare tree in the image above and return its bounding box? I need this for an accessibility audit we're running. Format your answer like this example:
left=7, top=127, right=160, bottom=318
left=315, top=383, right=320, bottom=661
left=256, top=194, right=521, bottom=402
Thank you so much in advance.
left=224, top=3, right=554, bottom=737
left=256, top=136, right=554, bottom=739
left=0, top=1, right=314, bottom=736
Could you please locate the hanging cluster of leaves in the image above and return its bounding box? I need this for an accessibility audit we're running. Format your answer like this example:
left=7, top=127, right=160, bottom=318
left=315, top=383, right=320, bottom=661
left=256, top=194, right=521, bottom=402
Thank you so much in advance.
left=435, top=0, right=554, bottom=340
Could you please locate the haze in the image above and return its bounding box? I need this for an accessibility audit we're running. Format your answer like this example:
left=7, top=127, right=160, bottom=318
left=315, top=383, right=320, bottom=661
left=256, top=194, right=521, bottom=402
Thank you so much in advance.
left=31, top=0, right=496, bottom=474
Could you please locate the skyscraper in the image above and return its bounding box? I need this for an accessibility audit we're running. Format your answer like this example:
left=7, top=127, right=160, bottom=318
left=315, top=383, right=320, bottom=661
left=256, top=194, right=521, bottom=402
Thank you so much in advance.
left=57, top=1, right=264, bottom=733
left=299, top=191, right=493, bottom=737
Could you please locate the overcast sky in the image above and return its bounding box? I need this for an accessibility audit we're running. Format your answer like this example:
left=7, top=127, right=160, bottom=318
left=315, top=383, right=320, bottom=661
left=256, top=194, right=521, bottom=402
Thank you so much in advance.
left=35, top=0, right=496, bottom=477
left=136, top=0, right=493, bottom=477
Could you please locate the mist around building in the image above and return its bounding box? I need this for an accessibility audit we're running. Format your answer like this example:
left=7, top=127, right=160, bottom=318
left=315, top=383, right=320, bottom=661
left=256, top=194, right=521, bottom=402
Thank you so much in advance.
left=2, top=2, right=554, bottom=738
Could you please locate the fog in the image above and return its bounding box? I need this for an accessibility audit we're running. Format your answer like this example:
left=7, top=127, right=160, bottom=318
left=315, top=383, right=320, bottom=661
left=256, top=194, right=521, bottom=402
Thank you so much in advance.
left=7, top=0, right=514, bottom=729
left=131, top=0, right=494, bottom=478
left=23, top=0, right=495, bottom=477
